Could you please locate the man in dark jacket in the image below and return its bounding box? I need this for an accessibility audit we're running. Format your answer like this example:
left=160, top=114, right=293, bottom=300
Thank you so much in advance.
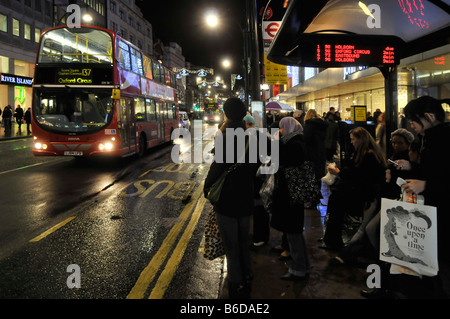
left=24, top=107, right=32, bottom=134
left=14, top=104, right=24, bottom=132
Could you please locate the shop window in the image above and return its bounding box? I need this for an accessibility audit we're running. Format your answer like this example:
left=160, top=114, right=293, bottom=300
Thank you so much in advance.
left=0, top=56, right=9, bottom=73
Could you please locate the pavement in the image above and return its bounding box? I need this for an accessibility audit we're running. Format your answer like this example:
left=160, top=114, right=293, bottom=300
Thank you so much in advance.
left=215, top=196, right=372, bottom=300
left=2, top=123, right=373, bottom=300
left=0, top=122, right=33, bottom=141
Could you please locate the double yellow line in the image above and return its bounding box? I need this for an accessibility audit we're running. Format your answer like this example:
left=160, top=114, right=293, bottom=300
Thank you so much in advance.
left=127, top=181, right=207, bottom=299
left=27, top=174, right=207, bottom=299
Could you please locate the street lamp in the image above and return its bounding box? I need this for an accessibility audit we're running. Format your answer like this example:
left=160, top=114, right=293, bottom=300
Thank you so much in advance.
left=203, top=2, right=260, bottom=108
left=222, top=59, right=231, bottom=69
left=205, top=11, right=219, bottom=28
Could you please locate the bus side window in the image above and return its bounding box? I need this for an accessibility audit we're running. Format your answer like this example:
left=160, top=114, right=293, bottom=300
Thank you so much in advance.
left=135, top=97, right=146, bottom=121
left=146, top=99, right=156, bottom=121
left=117, top=40, right=131, bottom=70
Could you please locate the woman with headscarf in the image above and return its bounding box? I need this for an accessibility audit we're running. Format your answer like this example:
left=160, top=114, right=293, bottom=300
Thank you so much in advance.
left=204, top=97, right=259, bottom=298
left=270, top=117, right=310, bottom=281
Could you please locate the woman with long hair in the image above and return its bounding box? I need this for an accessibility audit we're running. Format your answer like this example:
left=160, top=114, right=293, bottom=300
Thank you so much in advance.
left=322, top=126, right=387, bottom=250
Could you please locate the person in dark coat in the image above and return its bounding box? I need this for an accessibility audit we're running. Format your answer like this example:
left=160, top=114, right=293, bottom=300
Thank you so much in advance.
left=303, top=109, right=328, bottom=206
left=204, top=97, right=258, bottom=298
left=396, top=96, right=450, bottom=298
left=2, top=105, right=13, bottom=135
left=14, top=104, right=24, bottom=132
left=270, top=116, right=310, bottom=281
left=24, top=107, right=32, bottom=134
left=324, top=112, right=339, bottom=162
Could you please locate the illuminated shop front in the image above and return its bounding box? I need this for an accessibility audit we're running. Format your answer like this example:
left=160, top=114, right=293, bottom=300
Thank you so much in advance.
left=277, top=45, right=450, bottom=125
left=0, top=57, right=34, bottom=112
left=266, top=0, right=450, bottom=128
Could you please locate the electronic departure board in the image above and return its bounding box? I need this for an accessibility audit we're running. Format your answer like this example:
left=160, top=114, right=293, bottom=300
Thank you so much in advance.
left=294, top=34, right=403, bottom=68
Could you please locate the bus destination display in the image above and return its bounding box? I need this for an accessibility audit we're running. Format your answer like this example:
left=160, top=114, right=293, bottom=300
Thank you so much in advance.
left=298, top=34, right=401, bottom=67
left=315, top=43, right=396, bottom=66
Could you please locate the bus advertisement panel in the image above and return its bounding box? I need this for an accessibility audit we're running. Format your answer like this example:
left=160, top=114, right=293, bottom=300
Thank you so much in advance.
left=32, top=25, right=178, bottom=158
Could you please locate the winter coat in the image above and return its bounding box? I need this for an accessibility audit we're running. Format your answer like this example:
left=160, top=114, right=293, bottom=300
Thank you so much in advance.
left=24, top=110, right=31, bottom=124
left=2, top=108, right=12, bottom=120
left=204, top=123, right=259, bottom=218
left=14, top=107, right=24, bottom=120
left=382, top=149, right=412, bottom=200
left=324, top=118, right=339, bottom=151
left=412, top=123, right=450, bottom=261
left=333, top=150, right=386, bottom=203
left=303, top=117, right=328, bottom=179
left=270, top=132, right=306, bottom=233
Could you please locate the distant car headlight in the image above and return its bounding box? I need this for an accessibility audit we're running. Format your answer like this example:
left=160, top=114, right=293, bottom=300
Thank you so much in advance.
left=204, top=116, right=208, bottom=121
left=215, top=116, right=220, bottom=121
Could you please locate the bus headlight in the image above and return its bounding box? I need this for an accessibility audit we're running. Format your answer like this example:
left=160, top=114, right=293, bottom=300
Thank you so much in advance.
left=99, top=142, right=113, bottom=151
left=34, top=143, right=48, bottom=150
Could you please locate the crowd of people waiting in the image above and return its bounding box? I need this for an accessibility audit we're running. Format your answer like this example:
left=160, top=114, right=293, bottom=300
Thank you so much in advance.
left=204, top=96, right=450, bottom=299
left=1, top=104, right=32, bottom=136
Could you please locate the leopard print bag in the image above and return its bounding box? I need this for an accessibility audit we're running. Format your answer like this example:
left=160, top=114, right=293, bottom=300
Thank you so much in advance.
left=203, top=208, right=225, bottom=260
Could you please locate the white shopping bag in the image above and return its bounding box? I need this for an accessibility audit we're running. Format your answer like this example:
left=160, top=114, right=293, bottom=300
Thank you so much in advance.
left=379, top=198, right=438, bottom=277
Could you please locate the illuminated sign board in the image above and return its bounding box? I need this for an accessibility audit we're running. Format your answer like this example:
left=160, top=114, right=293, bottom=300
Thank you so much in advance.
left=57, top=68, right=93, bottom=84
left=0, top=73, right=33, bottom=86
left=34, top=65, right=113, bottom=85
left=295, top=34, right=402, bottom=68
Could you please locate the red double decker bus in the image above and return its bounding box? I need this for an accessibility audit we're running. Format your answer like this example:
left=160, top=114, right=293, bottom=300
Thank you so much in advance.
left=32, top=25, right=179, bottom=158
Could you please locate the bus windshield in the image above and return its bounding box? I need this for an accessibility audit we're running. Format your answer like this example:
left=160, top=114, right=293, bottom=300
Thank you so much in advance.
left=33, top=88, right=113, bottom=134
left=38, top=27, right=113, bottom=64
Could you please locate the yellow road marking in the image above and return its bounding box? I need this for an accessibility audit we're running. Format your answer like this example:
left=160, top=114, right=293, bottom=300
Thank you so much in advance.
left=149, top=194, right=207, bottom=299
left=29, top=217, right=76, bottom=242
left=126, top=181, right=205, bottom=299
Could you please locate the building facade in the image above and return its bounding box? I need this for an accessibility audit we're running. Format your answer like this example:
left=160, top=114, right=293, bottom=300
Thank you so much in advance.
left=0, top=0, right=159, bottom=114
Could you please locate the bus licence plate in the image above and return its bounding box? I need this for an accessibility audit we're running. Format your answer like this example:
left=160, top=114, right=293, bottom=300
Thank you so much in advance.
left=64, top=151, right=83, bottom=156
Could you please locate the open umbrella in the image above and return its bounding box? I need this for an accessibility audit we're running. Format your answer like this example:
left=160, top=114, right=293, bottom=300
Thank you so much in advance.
left=265, top=101, right=294, bottom=111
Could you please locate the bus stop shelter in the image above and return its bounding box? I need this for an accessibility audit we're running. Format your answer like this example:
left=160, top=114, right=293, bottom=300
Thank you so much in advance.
left=267, top=0, right=449, bottom=154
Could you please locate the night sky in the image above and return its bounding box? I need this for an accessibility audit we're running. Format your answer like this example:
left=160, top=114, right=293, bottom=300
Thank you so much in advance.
left=136, top=0, right=247, bottom=77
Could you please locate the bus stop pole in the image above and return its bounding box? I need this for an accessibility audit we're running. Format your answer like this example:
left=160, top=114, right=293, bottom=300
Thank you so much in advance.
left=380, top=66, right=398, bottom=158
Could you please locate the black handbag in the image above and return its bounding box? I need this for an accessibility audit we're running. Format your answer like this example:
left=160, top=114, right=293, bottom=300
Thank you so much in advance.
left=283, top=161, right=321, bottom=205
left=205, top=141, right=249, bottom=205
